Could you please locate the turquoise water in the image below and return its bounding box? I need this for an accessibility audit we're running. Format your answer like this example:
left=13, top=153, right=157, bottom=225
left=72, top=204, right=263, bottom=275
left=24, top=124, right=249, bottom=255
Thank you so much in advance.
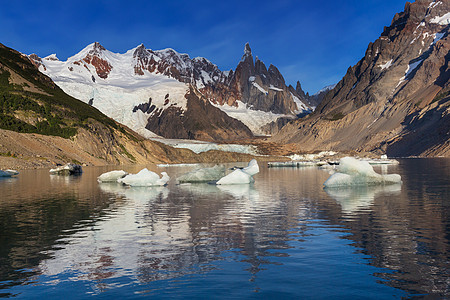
left=0, top=159, right=448, bottom=299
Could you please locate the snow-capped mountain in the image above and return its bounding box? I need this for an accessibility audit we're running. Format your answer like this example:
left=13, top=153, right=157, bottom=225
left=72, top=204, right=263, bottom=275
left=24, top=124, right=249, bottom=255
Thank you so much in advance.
left=30, top=42, right=310, bottom=140
left=274, top=0, right=450, bottom=157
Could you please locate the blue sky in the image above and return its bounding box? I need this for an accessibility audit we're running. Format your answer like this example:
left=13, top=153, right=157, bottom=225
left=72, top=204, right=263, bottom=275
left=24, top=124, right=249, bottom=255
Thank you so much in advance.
left=1, top=0, right=407, bottom=94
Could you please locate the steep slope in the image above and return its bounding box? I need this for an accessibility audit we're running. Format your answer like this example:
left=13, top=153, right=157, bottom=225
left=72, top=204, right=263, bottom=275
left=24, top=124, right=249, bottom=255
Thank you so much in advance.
left=273, top=0, right=450, bottom=157
left=30, top=42, right=310, bottom=138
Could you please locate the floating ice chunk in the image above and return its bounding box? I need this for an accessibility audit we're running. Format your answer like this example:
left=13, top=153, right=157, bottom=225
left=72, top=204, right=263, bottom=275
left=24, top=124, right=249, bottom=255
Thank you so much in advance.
left=97, top=170, right=128, bottom=183
left=0, top=170, right=12, bottom=177
left=323, top=157, right=401, bottom=187
left=176, top=165, right=225, bottom=183
left=216, top=169, right=254, bottom=185
left=118, top=168, right=170, bottom=186
left=0, top=169, right=19, bottom=177
left=49, top=163, right=83, bottom=175
left=242, top=159, right=259, bottom=176
left=216, top=160, right=260, bottom=185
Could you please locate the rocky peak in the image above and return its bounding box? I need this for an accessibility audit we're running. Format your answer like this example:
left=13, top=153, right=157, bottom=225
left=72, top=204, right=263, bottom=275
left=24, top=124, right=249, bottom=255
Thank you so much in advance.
left=295, top=81, right=307, bottom=99
left=133, top=43, right=148, bottom=59
left=89, top=42, right=106, bottom=56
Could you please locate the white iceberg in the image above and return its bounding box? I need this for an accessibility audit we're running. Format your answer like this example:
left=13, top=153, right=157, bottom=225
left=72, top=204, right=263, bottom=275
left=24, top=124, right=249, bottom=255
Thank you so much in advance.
left=117, top=168, right=170, bottom=187
left=176, top=165, right=226, bottom=183
left=323, top=157, right=401, bottom=187
left=242, top=159, right=259, bottom=176
left=216, top=169, right=254, bottom=185
left=49, top=163, right=83, bottom=175
left=5, top=169, right=19, bottom=176
left=97, top=170, right=129, bottom=183
left=216, top=160, right=260, bottom=185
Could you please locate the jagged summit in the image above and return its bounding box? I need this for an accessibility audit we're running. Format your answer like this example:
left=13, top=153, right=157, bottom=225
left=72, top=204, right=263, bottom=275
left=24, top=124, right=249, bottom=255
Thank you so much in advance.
left=244, top=42, right=252, bottom=55
left=29, top=42, right=310, bottom=139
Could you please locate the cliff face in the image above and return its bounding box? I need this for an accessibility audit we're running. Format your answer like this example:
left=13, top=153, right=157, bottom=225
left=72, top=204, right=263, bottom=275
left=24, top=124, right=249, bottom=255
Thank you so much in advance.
left=145, top=88, right=253, bottom=141
left=273, top=0, right=450, bottom=157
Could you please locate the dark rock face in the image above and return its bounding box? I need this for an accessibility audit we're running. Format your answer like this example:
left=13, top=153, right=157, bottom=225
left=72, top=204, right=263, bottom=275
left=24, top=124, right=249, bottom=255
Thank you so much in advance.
left=133, top=98, right=155, bottom=114
left=131, top=42, right=310, bottom=115
left=228, top=43, right=308, bottom=114
left=145, top=88, right=254, bottom=142
left=274, top=0, right=450, bottom=157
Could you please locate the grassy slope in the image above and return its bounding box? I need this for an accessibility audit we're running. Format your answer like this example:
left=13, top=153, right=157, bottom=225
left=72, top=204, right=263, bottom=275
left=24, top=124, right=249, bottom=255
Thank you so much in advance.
left=0, top=43, right=117, bottom=138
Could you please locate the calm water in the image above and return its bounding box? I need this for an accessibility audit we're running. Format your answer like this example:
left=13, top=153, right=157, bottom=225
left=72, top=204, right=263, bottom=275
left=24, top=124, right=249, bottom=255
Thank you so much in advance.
left=0, top=159, right=449, bottom=299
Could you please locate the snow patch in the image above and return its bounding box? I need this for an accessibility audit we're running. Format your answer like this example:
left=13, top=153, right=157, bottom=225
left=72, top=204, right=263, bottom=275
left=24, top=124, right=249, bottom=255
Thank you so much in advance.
left=379, top=59, right=393, bottom=70
left=428, top=1, right=442, bottom=9
left=251, top=82, right=268, bottom=94
left=269, top=85, right=283, bottom=92
left=313, top=84, right=336, bottom=96
left=291, top=92, right=309, bottom=113
left=397, top=59, right=423, bottom=87
left=212, top=100, right=292, bottom=135
left=430, top=12, right=450, bottom=25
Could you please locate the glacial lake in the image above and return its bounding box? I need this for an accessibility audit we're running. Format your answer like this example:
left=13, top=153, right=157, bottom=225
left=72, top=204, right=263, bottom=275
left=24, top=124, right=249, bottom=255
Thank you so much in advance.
left=0, top=159, right=449, bottom=299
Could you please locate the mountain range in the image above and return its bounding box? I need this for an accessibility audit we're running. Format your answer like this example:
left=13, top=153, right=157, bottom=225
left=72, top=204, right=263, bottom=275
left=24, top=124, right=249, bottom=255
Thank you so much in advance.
left=30, top=42, right=311, bottom=141
left=2, top=0, right=449, bottom=162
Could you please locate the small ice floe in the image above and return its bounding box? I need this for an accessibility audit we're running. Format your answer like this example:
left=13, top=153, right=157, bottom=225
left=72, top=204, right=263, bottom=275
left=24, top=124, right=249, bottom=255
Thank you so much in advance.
left=97, top=170, right=128, bottom=183
left=361, top=155, right=399, bottom=165
left=49, top=163, right=83, bottom=175
left=0, top=169, right=19, bottom=177
left=268, top=161, right=319, bottom=168
left=323, top=157, right=401, bottom=188
left=176, top=165, right=225, bottom=184
left=117, top=168, right=170, bottom=187
left=216, top=159, right=259, bottom=185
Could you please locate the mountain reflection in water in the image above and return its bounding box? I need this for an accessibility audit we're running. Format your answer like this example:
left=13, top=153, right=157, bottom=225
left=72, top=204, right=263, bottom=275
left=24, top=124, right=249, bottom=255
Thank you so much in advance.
left=0, top=159, right=448, bottom=298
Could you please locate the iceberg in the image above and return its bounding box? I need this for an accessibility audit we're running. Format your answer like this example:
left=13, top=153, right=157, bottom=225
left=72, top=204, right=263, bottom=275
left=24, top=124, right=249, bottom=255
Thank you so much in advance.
left=242, top=159, right=259, bottom=176
left=117, top=168, right=170, bottom=187
left=0, top=169, right=19, bottom=177
left=176, top=165, right=225, bottom=183
left=323, top=157, right=401, bottom=187
left=216, top=169, right=254, bottom=185
left=49, top=163, right=83, bottom=175
left=0, top=170, right=12, bottom=177
left=216, top=160, right=260, bottom=185
left=97, top=170, right=128, bottom=183
left=5, top=169, right=19, bottom=176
